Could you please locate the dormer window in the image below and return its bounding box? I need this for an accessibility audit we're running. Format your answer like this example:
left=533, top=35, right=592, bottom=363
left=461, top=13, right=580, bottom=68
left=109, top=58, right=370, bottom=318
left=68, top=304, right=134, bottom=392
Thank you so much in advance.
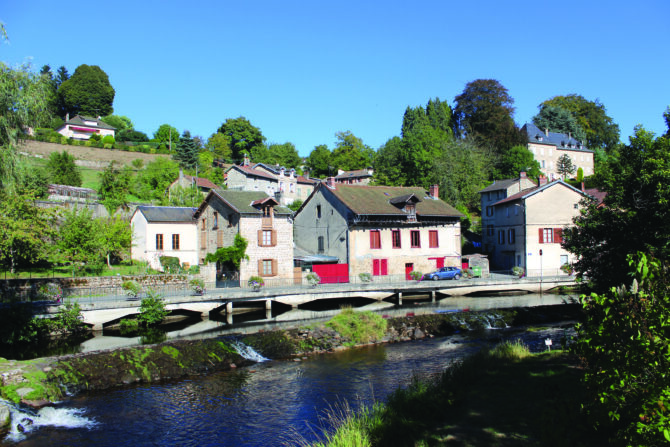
left=389, top=193, right=421, bottom=222
left=405, top=204, right=417, bottom=222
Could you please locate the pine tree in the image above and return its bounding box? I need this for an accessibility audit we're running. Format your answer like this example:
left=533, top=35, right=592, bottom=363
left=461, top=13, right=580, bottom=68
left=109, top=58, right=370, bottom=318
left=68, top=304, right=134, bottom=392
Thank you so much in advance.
left=556, top=153, right=576, bottom=179
left=174, top=130, right=199, bottom=169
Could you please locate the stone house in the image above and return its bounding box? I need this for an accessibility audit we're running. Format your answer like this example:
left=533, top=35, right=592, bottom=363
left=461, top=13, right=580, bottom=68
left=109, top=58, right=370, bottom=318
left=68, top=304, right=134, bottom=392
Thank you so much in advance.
left=193, top=189, right=294, bottom=283
left=168, top=169, right=219, bottom=195
left=480, top=178, right=590, bottom=273
left=130, top=206, right=198, bottom=270
left=334, top=168, right=374, bottom=185
left=522, top=123, right=595, bottom=180
left=293, top=180, right=463, bottom=282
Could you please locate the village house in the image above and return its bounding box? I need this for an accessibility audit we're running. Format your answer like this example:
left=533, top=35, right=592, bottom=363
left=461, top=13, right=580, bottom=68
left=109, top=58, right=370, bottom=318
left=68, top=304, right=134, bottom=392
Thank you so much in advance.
left=293, top=180, right=463, bottom=282
left=224, top=156, right=317, bottom=206
left=479, top=177, right=591, bottom=273
left=522, top=123, right=595, bottom=180
left=168, top=169, right=219, bottom=196
left=334, top=168, right=374, bottom=185
left=193, top=189, right=295, bottom=284
left=56, top=114, right=116, bottom=141
left=130, top=206, right=198, bottom=270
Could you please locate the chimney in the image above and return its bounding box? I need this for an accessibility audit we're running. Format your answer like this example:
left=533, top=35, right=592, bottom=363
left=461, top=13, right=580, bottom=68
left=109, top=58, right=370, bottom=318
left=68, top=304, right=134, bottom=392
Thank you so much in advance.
left=429, top=184, right=439, bottom=198
left=581, top=182, right=585, bottom=192
left=519, top=171, right=527, bottom=179
left=568, top=132, right=572, bottom=140
left=243, top=153, right=250, bottom=166
left=326, top=177, right=336, bottom=189
left=539, top=175, right=548, bottom=186
left=66, top=113, right=70, bottom=122
left=545, top=128, right=549, bottom=137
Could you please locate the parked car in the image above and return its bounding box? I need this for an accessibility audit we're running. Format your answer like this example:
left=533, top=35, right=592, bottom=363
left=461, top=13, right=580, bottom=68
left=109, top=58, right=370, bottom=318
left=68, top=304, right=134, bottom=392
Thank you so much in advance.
left=423, top=266, right=462, bottom=281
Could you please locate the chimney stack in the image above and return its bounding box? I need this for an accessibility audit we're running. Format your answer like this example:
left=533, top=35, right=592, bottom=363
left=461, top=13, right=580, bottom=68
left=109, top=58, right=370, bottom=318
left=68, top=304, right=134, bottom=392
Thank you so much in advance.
left=429, top=184, right=439, bottom=198
left=545, top=128, right=549, bottom=137
left=520, top=171, right=527, bottom=179
left=539, top=175, right=548, bottom=186
left=243, top=153, right=250, bottom=166
left=326, top=177, right=336, bottom=189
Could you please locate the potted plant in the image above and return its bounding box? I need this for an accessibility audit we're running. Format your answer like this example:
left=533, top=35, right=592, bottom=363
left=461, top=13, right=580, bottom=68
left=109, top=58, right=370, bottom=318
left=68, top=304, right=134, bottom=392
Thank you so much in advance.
left=190, top=278, right=206, bottom=295
left=409, top=270, right=423, bottom=281
left=40, top=282, right=63, bottom=303
left=359, top=272, right=373, bottom=284
left=248, top=276, right=264, bottom=291
left=512, top=266, right=525, bottom=278
left=306, top=272, right=321, bottom=288
left=560, top=263, right=574, bottom=275
left=122, top=280, right=142, bottom=299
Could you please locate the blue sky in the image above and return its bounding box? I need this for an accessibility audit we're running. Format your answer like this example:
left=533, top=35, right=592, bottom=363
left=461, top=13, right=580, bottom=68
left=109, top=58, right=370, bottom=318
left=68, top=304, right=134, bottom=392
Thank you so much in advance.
left=3, top=0, right=669, bottom=156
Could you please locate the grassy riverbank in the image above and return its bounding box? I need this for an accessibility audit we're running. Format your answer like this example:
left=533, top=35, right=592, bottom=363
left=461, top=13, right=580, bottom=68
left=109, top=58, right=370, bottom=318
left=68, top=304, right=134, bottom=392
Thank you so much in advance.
left=308, top=341, right=604, bottom=447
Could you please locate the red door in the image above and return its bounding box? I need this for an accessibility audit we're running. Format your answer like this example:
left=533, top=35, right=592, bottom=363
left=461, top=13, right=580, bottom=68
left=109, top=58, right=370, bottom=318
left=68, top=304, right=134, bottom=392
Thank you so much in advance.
left=312, top=263, right=350, bottom=284
left=405, top=263, right=414, bottom=280
left=429, top=257, right=445, bottom=269
left=373, top=259, right=388, bottom=276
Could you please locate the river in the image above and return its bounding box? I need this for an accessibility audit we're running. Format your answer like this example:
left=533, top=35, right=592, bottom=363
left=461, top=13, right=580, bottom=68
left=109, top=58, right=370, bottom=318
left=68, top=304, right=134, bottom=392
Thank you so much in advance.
left=2, top=293, right=578, bottom=446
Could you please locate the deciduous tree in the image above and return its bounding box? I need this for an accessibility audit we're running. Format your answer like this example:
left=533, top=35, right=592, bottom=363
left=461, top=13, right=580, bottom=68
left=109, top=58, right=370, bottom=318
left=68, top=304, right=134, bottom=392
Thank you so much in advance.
left=46, top=151, right=82, bottom=186
left=58, top=64, right=115, bottom=117
left=98, top=161, right=133, bottom=214
left=306, top=144, right=332, bottom=178
left=206, top=132, right=232, bottom=162
left=268, top=142, right=302, bottom=168
left=330, top=131, right=374, bottom=172
left=532, top=104, right=586, bottom=142
left=217, top=117, right=265, bottom=164
left=133, top=157, right=180, bottom=201
left=153, top=124, right=179, bottom=150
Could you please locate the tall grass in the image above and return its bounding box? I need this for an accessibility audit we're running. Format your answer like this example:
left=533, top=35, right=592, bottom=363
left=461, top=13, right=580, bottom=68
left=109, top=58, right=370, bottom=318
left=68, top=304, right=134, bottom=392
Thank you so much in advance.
left=326, top=307, right=387, bottom=346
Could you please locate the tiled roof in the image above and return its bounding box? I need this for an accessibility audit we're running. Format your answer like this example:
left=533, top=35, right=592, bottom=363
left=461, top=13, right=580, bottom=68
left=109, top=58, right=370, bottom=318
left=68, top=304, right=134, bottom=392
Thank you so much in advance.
left=183, top=175, right=218, bottom=189
left=66, top=115, right=116, bottom=130
left=136, top=206, right=196, bottom=222
left=227, top=165, right=277, bottom=181
left=493, top=180, right=587, bottom=205
left=584, top=188, right=607, bottom=204
left=522, top=123, right=594, bottom=153
left=335, top=169, right=373, bottom=179
left=325, top=184, right=463, bottom=218
left=297, top=175, right=318, bottom=184
left=206, top=189, right=292, bottom=215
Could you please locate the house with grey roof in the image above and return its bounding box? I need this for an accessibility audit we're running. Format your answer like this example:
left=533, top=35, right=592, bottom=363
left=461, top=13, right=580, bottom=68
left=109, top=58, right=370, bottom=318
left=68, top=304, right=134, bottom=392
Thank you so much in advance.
left=335, top=168, right=374, bottom=185
left=57, top=114, right=116, bottom=141
left=193, top=189, right=295, bottom=284
left=293, top=179, right=463, bottom=282
left=130, top=206, right=198, bottom=270
left=522, top=123, right=595, bottom=180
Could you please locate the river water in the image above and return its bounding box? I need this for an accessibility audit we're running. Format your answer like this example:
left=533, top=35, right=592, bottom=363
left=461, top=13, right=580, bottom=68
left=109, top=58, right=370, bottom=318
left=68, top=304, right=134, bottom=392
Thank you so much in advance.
left=2, top=294, right=578, bottom=446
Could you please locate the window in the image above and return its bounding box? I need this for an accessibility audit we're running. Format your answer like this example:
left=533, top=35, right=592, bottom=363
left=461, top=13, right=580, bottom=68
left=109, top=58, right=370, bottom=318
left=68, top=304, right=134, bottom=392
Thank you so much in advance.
left=213, top=212, right=218, bottom=228
left=539, top=228, right=563, bottom=244
left=486, top=206, right=494, bottom=217
left=259, top=259, right=277, bottom=277
left=258, top=229, right=276, bottom=247
left=487, top=192, right=491, bottom=201
left=508, top=229, right=515, bottom=244
left=172, top=234, right=180, bottom=250
left=156, top=234, right=164, bottom=250
left=429, top=230, right=439, bottom=248
left=316, top=204, right=322, bottom=219
left=201, top=217, right=207, bottom=230
left=318, top=236, right=324, bottom=253
left=498, top=230, right=504, bottom=245
left=405, top=204, right=416, bottom=222
left=289, top=183, right=295, bottom=193
left=370, top=230, right=381, bottom=249
left=392, top=230, right=401, bottom=248
left=514, top=206, right=519, bottom=216
left=506, top=207, right=510, bottom=217
left=487, top=225, right=494, bottom=236
left=410, top=230, right=421, bottom=248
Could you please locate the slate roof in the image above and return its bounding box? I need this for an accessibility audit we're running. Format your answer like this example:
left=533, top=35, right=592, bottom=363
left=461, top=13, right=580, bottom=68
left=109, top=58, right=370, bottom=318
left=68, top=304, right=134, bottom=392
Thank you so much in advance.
left=226, top=165, right=277, bottom=181
left=479, top=177, right=536, bottom=193
left=335, top=169, right=373, bottom=180
left=199, top=189, right=292, bottom=216
left=136, top=206, right=196, bottom=222
left=324, top=184, right=463, bottom=218
left=66, top=115, right=116, bottom=130
left=493, top=180, right=587, bottom=206
left=522, top=123, right=593, bottom=153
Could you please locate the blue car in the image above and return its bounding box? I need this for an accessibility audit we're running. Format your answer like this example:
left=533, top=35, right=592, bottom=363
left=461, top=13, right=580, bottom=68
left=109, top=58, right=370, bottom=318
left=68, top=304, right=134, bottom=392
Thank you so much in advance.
left=424, top=267, right=462, bottom=281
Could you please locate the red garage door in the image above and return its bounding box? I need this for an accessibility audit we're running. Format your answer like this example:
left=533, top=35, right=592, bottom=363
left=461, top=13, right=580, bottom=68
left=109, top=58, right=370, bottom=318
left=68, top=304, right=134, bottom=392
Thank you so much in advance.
left=312, top=264, right=350, bottom=284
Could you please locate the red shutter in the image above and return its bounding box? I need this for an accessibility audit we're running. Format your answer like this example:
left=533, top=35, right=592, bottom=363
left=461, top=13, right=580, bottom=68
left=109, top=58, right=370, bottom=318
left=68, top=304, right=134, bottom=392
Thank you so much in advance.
left=554, top=228, right=563, bottom=243
left=381, top=259, right=388, bottom=276
left=538, top=228, right=544, bottom=243
left=373, top=259, right=380, bottom=276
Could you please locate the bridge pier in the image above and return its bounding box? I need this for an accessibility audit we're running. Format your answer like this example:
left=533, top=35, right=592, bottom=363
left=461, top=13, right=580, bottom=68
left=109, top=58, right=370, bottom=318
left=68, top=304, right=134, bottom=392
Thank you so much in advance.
left=431, top=291, right=436, bottom=303
left=226, top=301, right=233, bottom=314
left=397, top=292, right=402, bottom=306
left=265, top=299, right=272, bottom=310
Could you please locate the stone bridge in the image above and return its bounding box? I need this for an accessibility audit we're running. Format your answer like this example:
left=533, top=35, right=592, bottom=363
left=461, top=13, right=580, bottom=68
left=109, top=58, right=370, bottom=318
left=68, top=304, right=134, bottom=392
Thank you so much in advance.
left=43, top=275, right=577, bottom=330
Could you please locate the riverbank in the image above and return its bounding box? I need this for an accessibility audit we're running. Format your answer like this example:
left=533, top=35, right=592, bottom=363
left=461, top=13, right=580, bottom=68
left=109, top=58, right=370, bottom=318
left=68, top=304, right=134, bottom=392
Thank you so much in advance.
left=0, top=303, right=583, bottom=436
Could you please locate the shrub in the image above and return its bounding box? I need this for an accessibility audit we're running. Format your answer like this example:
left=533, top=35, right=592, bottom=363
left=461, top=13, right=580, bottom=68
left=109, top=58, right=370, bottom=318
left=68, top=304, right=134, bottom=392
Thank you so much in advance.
left=119, top=318, right=139, bottom=334
left=190, top=278, right=205, bottom=295
left=409, top=270, right=422, bottom=281
left=159, top=256, right=181, bottom=273
left=89, top=133, right=101, bottom=142
left=188, top=265, right=200, bottom=274
left=326, top=308, right=387, bottom=345
left=512, top=266, right=525, bottom=278
left=306, top=272, right=321, bottom=286
left=50, top=299, right=87, bottom=335
left=101, top=135, right=115, bottom=145
left=122, top=280, right=141, bottom=298
left=138, top=288, right=168, bottom=326
left=39, top=282, right=63, bottom=302
left=359, top=272, right=373, bottom=283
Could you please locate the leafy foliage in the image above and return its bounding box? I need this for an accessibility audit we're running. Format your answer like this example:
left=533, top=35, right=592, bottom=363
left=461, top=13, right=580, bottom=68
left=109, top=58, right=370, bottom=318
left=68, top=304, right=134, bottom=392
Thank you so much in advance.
left=58, top=64, right=115, bottom=117
left=306, top=144, right=333, bottom=178
left=326, top=308, right=387, bottom=345
left=532, top=104, right=587, bottom=143
left=122, top=280, right=141, bottom=298
left=174, top=130, right=199, bottom=168
left=496, top=144, right=541, bottom=180
left=330, top=131, right=374, bottom=172
left=206, top=132, right=232, bottom=162
left=574, top=254, right=670, bottom=446
left=133, top=157, right=180, bottom=201
left=204, top=234, right=249, bottom=270
left=159, top=256, right=181, bottom=273
left=98, top=161, right=132, bottom=214
left=153, top=124, right=179, bottom=149
left=556, top=153, right=577, bottom=178
left=46, top=150, right=82, bottom=186
left=217, top=117, right=265, bottom=164
left=138, top=289, right=168, bottom=326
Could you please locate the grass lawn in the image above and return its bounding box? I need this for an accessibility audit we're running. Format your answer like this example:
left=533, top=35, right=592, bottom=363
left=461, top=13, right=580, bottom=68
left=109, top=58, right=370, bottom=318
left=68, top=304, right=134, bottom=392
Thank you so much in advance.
left=0, top=263, right=153, bottom=280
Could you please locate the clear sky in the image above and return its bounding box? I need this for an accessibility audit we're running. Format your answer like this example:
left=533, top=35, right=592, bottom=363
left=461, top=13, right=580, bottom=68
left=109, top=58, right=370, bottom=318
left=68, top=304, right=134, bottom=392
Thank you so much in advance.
left=3, top=0, right=669, bottom=156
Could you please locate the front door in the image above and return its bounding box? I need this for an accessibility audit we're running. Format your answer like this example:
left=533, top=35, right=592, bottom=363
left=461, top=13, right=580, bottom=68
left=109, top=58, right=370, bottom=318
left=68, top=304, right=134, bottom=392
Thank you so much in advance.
left=405, top=263, right=414, bottom=280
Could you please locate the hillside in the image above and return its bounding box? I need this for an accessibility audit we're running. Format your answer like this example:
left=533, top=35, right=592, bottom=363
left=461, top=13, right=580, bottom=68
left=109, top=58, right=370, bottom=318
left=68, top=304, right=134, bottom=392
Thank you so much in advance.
left=19, top=140, right=169, bottom=168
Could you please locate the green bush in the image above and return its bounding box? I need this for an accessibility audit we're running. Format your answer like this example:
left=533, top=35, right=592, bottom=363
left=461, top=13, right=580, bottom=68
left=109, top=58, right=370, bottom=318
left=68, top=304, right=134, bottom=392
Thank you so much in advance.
left=248, top=275, right=264, bottom=289
left=119, top=318, right=139, bottom=334
left=159, top=256, right=181, bottom=273
left=409, top=270, right=422, bottom=281
left=326, top=308, right=387, bottom=345
left=138, top=288, right=168, bottom=326
left=359, top=272, right=373, bottom=283
left=122, top=280, right=141, bottom=298
left=101, top=135, right=115, bottom=145
left=189, top=278, right=205, bottom=295
left=306, top=272, right=321, bottom=286
left=188, top=265, right=200, bottom=274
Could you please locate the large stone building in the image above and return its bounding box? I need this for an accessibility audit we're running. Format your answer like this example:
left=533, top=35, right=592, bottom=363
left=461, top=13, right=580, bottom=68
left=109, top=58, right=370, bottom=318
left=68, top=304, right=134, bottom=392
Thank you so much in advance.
left=294, top=180, right=463, bottom=282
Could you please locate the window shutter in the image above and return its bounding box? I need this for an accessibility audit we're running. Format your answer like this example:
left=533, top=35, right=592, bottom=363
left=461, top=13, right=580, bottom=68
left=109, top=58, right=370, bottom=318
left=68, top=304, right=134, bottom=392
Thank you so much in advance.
left=272, top=259, right=278, bottom=276
left=258, top=230, right=263, bottom=246
left=271, top=230, right=277, bottom=247
left=258, top=259, right=263, bottom=275
left=381, top=259, right=388, bottom=276
left=370, top=231, right=374, bottom=248
left=538, top=228, right=544, bottom=243
left=554, top=228, right=563, bottom=243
